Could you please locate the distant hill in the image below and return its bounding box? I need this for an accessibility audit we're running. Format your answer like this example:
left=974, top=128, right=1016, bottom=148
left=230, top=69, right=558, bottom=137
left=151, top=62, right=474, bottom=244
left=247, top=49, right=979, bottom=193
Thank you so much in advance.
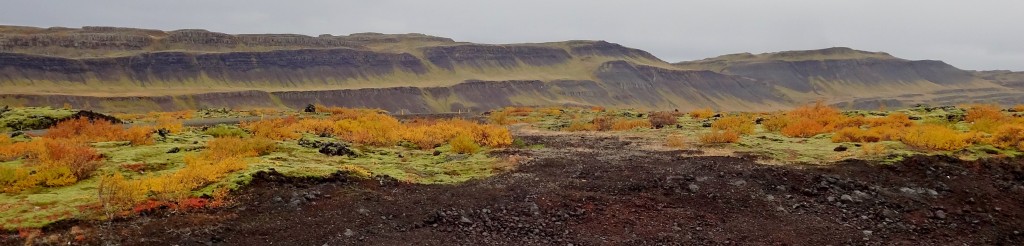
left=0, top=26, right=1019, bottom=113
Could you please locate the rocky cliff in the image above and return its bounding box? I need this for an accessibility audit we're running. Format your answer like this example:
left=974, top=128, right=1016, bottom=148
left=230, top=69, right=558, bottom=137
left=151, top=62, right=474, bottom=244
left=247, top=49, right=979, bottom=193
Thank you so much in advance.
left=0, top=26, right=1018, bottom=112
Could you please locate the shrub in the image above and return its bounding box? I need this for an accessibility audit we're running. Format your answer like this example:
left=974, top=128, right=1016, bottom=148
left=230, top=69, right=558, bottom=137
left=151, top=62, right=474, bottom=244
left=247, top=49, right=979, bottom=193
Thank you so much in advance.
left=699, top=130, right=740, bottom=144
left=611, top=119, right=652, bottom=131
left=156, top=115, right=185, bottom=133
left=45, top=117, right=122, bottom=141
left=450, top=134, right=480, bottom=154
left=781, top=119, right=827, bottom=138
left=506, top=107, right=535, bottom=116
left=538, top=107, right=562, bottom=116
left=689, top=108, right=715, bottom=120
left=40, top=139, right=103, bottom=180
left=866, top=125, right=903, bottom=141
left=648, top=111, right=678, bottom=129
left=1014, top=104, right=1024, bottom=112
left=241, top=117, right=300, bottom=140
left=712, top=115, right=755, bottom=135
left=900, top=125, right=971, bottom=151
left=203, top=124, right=249, bottom=138
left=204, top=137, right=276, bottom=160
left=831, top=127, right=881, bottom=143
left=123, top=126, right=155, bottom=146
left=761, top=114, right=790, bottom=132
left=488, top=110, right=514, bottom=125
left=333, top=114, right=403, bottom=146
left=970, top=118, right=1004, bottom=134
left=991, top=124, right=1024, bottom=151
left=592, top=115, right=615, bottom=131
left=665, top=134, right=688, bottom=149
left=564, top=121, right=597, bottom=132
left=0, top=134, right=10, bottom=146
left=476, top=124, right=513, bottom=147
left=965, top=104, right=1005, bottom=123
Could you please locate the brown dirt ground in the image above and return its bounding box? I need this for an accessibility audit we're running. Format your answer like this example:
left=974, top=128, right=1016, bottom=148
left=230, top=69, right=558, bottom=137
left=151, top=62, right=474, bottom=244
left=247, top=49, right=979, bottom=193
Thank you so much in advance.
left=5, top=131, right=1024, bottom=245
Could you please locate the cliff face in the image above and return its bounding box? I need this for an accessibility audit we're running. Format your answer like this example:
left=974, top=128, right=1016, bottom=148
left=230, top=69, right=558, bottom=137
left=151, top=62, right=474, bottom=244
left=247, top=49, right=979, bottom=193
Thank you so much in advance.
left=0, top=26, right=1018, bottom=112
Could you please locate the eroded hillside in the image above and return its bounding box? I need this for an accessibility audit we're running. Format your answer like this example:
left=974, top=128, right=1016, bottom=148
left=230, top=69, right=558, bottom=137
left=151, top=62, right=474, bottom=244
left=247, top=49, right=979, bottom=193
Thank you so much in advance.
left=0, top=26, right=1019, bottom=113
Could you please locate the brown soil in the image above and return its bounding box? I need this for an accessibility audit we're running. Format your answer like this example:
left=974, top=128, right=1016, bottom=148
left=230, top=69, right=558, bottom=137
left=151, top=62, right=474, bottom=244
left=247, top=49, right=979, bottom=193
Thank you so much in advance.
left=6, top=132, right=1024, bottom=245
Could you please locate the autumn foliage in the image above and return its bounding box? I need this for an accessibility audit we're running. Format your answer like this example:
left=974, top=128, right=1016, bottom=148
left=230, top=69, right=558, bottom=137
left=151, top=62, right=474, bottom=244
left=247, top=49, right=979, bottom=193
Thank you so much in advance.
left=0, top=138, right=101, bottom=193
left=648, top=111, right=678, bottom=129
left=44, top=117, right=155, bottom=146
left=689, top=108, right=715, bottom=120
left=712, top=115, right=755, bottom=135
left=699, top=130, right=740, bottom=144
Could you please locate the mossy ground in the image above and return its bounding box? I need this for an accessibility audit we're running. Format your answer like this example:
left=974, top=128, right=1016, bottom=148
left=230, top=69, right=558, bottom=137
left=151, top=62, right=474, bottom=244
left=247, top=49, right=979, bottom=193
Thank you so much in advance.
left=1, top=125, right=504, bottom=230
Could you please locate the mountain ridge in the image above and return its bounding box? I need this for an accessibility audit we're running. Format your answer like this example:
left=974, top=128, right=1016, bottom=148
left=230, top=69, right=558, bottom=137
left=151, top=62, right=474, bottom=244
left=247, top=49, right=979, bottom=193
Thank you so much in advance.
left=0, top=26, right=1019, bottom=113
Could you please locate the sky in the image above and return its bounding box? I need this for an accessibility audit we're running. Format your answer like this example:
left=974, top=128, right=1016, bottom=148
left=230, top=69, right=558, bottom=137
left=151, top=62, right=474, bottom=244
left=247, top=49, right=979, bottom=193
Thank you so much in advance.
left=2, top=0, right=1022, bottom=70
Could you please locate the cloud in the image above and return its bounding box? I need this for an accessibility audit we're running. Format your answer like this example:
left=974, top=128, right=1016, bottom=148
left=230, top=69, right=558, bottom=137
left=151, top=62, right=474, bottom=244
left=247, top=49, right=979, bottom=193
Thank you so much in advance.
left=1, top=0, right=1021, bottom=70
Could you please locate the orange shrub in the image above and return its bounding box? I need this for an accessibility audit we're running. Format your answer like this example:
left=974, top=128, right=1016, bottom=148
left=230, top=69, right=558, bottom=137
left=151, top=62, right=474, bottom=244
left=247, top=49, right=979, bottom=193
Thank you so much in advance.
left=333, top=113, right=403, bottom=146
left=592, top=115, right=615, bottom=131
left=965, top=104, right=1005, bottom=123
left=689, top=108, right=715, bottom=120
left=123, top=126, right=155, bottom=146
left=0, top=138, right=102, bottom=192
left=699, top=130, right=740, bottom=144
left=507, top=107, right=535, bottom=116
left=866, top=125, right=903, bottom=141
left=564, top=121, right=597, bottom=132
left=0, top=135, right=10, bottom=146
left=241, top=117, right=300, bottom=140
left=712, top=115, right=755, bottom=135
left=648, top=111, right=678, bottom=129
left=40, top=139, right=103, bottom=179
left=450, top=134, right=480, bottom=154
left=156, top=115, right=185, bottom=133
left=991, top=124, right=1024, bottom=151
left=900, top=125, right=971, bottom=151
left=665, top=134, right=688, bottom=149
left=45, top=118, right=122, bottom=141
left=781, top=119, right=827, bottom=138
left=538, top=107, right=562, bottom=116
left=761, top=114, right=790, bottom=132
left=475, top=124, right=513, bottom=147
left=1014, top=104, right=1024, bottom=113
left=831, top=127, right=881, bottom=143
left=611, top=119, right=652, bottom=131
left=488, top=110, right=514, bottom=125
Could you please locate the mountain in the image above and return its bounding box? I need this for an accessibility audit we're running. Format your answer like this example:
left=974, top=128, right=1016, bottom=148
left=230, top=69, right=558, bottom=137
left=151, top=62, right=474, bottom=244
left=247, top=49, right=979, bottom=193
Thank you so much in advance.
left=0, top=26, right=1019, bottom=113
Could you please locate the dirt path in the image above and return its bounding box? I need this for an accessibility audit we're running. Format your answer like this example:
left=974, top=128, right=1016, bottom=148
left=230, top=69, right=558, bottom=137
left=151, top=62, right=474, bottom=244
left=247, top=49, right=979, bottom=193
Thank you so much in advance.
left=9, top=131, right=1024, bottom=245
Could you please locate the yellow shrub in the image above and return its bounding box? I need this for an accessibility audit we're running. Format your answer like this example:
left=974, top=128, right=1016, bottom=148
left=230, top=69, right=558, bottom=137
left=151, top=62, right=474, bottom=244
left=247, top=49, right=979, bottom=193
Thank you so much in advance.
left=507, top=107, right=535, bottom=116
left=712, top=115, right=755, bottom=135
left=1014, top=104, right=1024, bottom=113
left=538, top=107, right=562, bottom=116
left=564, top=121, right=597, bottom=132
left=665, top=134, right=688, bottom=149
left=699, top=130, right=740, bottom=144
left=333, top=114, right=402, bottom=146
left=900, top=125, right=971, bottom=151
left=991, top=124, right=1024, bottom=151
left=156, top=115, right=185, bottom=133
left=761, top=114, right=790, bottom=132
left=450, top=134, right=480, bottom=154
left=970, top=118, right=1005, bottom=134
left=476, top=125, right=513, bottom=147
left=241, top=117, right=300, bottom=140
left=689, top=108, right=715, bottom=120
left=866, top=125, right=903, bottom=141
left=488, top=110, right=514, bottom=125
left=0, top=135, right=10, bottom=146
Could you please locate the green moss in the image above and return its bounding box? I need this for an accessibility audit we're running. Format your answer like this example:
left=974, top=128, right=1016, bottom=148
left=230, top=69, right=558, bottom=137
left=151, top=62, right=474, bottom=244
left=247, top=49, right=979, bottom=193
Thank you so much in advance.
left=0, top=107, right=76, bottom=132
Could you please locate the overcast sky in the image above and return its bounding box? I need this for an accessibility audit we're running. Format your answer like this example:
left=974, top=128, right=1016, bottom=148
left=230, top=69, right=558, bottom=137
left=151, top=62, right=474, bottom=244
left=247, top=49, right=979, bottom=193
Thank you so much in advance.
left=2, top=0, right=1022, bottom=70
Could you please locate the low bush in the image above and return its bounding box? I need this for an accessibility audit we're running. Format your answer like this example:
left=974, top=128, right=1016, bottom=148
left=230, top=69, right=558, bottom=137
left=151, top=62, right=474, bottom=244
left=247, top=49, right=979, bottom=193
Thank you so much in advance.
left=712, top=115, right=755, bottom=135
left=900, top=125, right=971, bottom=151
left=831, top=127, right=881, bottom=143
left=241, top=117, right=300, bottom=140
left=965, top=104, right=1005, bottom=123
left=564, top=121, right=597, bottom=132
left=860, top=143, right=887, bottom=157
left=648, top=111, right=678, bottom=129
left=450, top=134, right=480, bottom=154
left=991, top=124, right=1024, bottom=151
left=699, top=130, right=740, bottom=144
left=689, top=108, right=715, bottom=120
left=781, top=119, right=827, bottom=138
left=156, top=115, right=185, bottom=133
left=761, top=114, right=790, bottom=132
left=0, top=138, right=101, bottom=193
left=123, top=126, right=155, bottom=146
